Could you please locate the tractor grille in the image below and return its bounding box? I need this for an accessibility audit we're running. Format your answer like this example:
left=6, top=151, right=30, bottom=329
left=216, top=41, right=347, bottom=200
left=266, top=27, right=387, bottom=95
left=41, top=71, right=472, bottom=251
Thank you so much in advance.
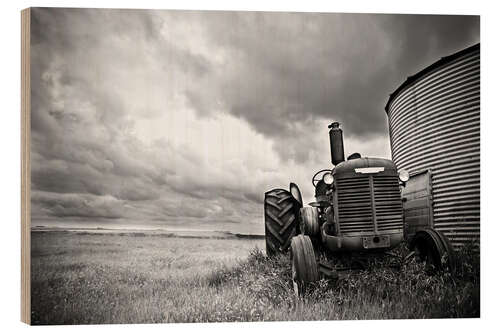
left=336, top=175, right=403, bottom=234
left=373, top=176, right=403, bottom=231
left=337, top=177, right=374, bottom=233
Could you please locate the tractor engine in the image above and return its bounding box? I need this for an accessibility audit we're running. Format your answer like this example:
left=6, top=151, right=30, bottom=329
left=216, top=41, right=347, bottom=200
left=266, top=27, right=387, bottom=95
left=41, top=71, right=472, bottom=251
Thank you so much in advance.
left=320, top=157, right=404, bottom=251
left=304, top=122, right=405, bottom=252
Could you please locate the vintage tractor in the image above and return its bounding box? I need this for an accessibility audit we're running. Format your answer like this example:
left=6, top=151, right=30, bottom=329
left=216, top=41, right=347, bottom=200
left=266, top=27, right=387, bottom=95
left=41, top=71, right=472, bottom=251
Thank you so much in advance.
left=264, top=122, right=454, bottom=294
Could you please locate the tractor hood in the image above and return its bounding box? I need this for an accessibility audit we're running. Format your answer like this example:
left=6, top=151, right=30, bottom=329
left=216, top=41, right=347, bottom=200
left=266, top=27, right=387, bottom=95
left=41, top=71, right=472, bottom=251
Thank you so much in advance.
left=333, top=157, right=398, bottom=177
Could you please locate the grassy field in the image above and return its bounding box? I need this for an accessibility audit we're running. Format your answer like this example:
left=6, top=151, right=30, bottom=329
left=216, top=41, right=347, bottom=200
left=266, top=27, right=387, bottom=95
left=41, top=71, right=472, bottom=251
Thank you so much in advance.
left=31, top=230, right=479, bottom=324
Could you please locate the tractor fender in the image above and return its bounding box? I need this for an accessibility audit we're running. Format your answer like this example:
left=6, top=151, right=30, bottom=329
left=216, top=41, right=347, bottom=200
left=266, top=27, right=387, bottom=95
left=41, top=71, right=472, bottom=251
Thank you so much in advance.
left=409, top=228, right=455, bottom=271
left=289, top=183, right=303, bottom=207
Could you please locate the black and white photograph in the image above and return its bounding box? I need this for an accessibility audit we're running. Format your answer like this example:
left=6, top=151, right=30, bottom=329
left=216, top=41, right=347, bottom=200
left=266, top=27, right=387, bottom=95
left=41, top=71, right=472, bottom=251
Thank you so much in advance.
left=20, top=6, right=481, bottom=325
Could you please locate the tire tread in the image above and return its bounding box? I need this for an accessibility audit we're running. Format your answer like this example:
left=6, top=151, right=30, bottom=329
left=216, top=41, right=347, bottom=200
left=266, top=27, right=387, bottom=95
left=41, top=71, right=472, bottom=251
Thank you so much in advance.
left=265, top=188, right=300, bottom=256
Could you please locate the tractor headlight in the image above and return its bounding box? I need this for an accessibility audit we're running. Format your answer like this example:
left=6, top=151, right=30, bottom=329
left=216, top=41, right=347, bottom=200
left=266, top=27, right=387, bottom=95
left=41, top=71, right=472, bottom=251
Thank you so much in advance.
left=398, top=169, right=410, bottom=182
left=323, top=172, right=334, bottom=185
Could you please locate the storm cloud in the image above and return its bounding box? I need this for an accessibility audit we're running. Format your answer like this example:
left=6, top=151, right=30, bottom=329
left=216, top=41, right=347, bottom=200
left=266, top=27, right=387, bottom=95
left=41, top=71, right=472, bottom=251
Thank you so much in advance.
left=30, top=8, right=479, bottom=233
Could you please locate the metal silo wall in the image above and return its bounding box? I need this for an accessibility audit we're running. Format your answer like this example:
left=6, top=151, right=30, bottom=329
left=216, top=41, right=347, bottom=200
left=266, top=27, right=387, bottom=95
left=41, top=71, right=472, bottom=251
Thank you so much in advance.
left=387, top=48, right=480, bottom=249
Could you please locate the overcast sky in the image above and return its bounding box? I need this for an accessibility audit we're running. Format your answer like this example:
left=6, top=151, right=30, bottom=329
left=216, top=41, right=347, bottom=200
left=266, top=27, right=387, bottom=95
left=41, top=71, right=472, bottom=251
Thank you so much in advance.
left=30, top=8, right=479, bottom=233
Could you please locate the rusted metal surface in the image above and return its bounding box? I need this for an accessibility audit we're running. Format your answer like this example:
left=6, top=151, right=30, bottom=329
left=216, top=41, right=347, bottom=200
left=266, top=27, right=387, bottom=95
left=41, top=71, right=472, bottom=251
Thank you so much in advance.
left=402, top=169, right=434, bottom=240
left=318, top=262, right=339, bottom=279
left=386, top=44, right=480, bottom=249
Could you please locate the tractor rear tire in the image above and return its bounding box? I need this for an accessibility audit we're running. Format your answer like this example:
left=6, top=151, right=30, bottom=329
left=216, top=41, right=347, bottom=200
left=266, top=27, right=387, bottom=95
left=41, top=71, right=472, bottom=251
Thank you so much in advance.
left=291, top=235, right=319, bottom=296
left=409, top=228, right=456, bottom=272
left=264, top=189, right=301, bottom=256
left=299, top=207, right=320, bottom=236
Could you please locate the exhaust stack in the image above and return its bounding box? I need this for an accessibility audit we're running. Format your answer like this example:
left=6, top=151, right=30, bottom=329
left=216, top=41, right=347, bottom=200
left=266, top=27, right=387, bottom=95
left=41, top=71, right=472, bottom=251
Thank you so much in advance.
left=329, top=122, right=345, bottom=165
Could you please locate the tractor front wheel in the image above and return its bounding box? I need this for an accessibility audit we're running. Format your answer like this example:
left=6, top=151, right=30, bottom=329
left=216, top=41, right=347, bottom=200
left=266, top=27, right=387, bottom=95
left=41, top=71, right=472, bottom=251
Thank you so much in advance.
left=291, top=235, right=319, bottom=296
left=299, top=207, right=320, bottom=237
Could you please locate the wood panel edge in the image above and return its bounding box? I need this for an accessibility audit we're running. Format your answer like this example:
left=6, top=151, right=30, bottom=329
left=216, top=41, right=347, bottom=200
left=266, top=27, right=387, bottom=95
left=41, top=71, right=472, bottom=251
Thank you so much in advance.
left=21, top=7, right=31, bottom=325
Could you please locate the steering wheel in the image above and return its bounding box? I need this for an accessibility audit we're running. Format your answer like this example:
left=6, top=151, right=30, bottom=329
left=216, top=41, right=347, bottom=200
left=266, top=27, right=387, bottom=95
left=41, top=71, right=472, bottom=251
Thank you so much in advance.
left=312, top=169, right=333, bottom=187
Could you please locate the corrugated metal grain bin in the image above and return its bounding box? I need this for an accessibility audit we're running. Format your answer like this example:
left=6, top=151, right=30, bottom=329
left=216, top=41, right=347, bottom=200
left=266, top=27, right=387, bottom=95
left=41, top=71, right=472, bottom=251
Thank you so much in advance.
left=385, top=44, right=480, bottom=249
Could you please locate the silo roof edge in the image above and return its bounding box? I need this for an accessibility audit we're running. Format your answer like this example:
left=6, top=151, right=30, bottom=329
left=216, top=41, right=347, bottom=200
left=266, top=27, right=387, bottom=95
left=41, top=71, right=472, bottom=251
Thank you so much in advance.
left=384, top=43, right=480, bottom=113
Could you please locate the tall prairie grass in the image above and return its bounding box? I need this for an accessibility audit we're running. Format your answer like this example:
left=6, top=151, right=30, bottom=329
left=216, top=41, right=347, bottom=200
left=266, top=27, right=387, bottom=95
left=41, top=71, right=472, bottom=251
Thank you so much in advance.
left=31, top=231, right=479, bottom=324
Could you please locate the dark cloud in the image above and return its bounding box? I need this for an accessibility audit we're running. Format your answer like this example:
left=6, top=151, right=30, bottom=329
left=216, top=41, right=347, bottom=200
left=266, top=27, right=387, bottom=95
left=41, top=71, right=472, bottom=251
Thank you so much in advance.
left=29, top=8, right=479, bottom=233
left=32, top=191, right=125, bottom=219
left=183, top=12, right=479, bottom=145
